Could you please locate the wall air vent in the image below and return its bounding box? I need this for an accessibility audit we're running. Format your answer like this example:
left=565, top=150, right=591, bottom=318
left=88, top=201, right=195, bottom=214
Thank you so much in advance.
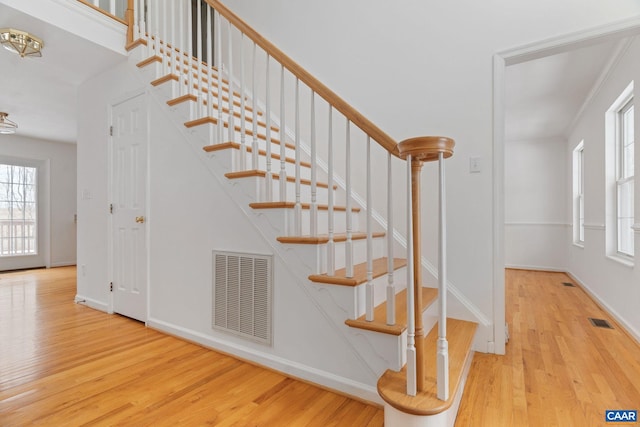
left=212, top=251, right=273, bottom=345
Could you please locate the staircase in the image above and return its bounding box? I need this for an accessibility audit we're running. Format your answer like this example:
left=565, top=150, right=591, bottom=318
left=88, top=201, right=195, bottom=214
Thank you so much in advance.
left=109, top=1, right=478, bottom=425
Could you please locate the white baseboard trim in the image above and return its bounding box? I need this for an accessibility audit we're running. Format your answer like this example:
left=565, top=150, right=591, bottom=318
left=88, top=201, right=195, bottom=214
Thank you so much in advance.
left=505, top=264, right=566, bottom=272
left=147, top=317, right=382, bottom=405
left=74, top=294, right=109, bottom=312
left=51, top=262, right=77, bottom=268
left=566, top=271, right=640, bottom=344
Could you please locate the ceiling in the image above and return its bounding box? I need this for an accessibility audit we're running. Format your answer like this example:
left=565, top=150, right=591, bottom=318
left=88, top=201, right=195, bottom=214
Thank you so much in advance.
left=0, top=1, right=124, bottom=144
left=505, top=38, right=628, bottom=143
left=0, top=1, right=631, bottom=146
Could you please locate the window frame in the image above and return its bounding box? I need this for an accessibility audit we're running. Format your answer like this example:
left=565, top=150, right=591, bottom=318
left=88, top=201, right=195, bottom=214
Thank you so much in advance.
left=573, top=141, right=585, bottom=246
left=615, top=96, right=634, bottom=258
left=0, top=163, right=39, bottom=257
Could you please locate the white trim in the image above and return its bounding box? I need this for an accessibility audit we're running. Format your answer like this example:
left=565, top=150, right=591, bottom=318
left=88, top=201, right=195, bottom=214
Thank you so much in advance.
left=504, top=222, right=570, bottom=227
left=74, top=294, right=109, bottom=312
left=147, top=317, right=382, bottom=405
left=497, top=15, right=640, bottom=65
left=492, top=53, right=507, bottom=355
left=51, top=261, right=77, bottom=267
left=606, top=254, right=635, bottom=268
left=505, top=264, right=566, bottom=272
left=566, top=271, right=640, bottom=344
left=584, top=223, right=606, bottom=230
left=632, top=223, right=640, bottom=232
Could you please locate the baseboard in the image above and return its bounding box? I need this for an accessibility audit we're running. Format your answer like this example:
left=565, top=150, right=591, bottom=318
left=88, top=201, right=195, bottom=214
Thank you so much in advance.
left=51, top=262, right=77, bottom=268
left=74, top=294, right=109, bottom=312
left=565, top=271, right=640, bottom=344
left=505, top=264, right=566, bottom=272
left=146, top=317, right=383, bottom=406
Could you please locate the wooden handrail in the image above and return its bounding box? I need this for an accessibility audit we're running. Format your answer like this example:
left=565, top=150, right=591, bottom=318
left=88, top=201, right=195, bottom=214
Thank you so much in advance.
left=205, top=0, right=399, bottom=157
left=75, top=0, right=127, bottom=25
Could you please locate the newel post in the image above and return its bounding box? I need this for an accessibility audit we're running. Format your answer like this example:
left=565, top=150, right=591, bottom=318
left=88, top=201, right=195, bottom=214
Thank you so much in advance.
left=397, top=136, right=454, bottom=393
left=126, top=0, right=134, bottom=44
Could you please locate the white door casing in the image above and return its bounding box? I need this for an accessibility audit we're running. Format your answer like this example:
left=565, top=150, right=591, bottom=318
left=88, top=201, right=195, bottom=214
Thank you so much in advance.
left=111, top=93, right=148, bottom=322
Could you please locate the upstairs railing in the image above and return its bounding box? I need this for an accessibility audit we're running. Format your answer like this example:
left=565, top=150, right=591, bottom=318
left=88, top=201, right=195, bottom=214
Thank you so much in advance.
left=104, top=0, right=453, bottom=401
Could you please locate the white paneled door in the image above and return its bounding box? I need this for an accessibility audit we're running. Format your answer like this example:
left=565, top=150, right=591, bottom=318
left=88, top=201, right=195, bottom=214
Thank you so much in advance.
left=111, top=94, right=148, bottom=322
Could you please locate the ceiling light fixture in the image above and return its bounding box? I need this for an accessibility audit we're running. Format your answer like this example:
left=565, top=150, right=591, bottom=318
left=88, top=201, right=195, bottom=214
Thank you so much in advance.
left=0, top=113, right=18, bottom=134
left=0, top=28, right=44, bottom=58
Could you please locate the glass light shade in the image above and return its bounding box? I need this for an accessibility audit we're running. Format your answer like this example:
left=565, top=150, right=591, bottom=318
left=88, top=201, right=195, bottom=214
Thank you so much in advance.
left=0, top=113, right=17, bottom=135
left=0, top=28, right=44, bottom=58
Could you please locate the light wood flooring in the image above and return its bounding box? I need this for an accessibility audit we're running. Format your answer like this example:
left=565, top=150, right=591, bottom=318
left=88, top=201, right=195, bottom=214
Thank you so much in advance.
left=2, top=267, right=639, bottom=426
left=456, top=269, right=640, bottom=426
left=0, top=267, right=383, bottom=426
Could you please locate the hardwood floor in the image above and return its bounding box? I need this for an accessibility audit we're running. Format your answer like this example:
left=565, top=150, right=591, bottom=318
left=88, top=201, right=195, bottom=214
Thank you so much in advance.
left=456, top=269, right=640, bottom=427
left=0, top=267, right=383, bottom=426
left=3, top=267, right=639, bottom=426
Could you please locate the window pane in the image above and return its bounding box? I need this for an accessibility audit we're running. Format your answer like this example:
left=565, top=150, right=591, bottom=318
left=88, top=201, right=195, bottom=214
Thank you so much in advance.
left=0, top=164, right=38, bottom=257
left=617, top=179, right=634, bottom=256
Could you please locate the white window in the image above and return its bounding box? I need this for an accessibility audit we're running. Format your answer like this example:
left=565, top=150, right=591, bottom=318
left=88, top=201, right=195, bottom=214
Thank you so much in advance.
left=573, top=141, right=585, bottom=245
left=616, top=98, right=634, bottom=257
left=0, top=164, right=38, bottom=256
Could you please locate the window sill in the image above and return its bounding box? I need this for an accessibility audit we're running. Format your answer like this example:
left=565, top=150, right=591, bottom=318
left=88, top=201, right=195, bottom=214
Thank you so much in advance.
left=606, top=254, right=635, bottom=268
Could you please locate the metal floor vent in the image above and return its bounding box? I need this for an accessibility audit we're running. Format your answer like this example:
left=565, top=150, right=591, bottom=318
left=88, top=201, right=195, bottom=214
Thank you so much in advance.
left=589, top=318, right=613, bottom=329
left=562, top=282, right=576, bottom=287
left=213, top=251, right=273, bottom=345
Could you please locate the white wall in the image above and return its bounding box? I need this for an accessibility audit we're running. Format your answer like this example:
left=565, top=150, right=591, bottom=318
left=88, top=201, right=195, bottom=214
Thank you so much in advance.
left=222, top=0, right=640, bottom=349
left=566, top=37, right=640, bottom=341
left=0, top=135, right=77, bottom=268
left=505, top=137, right=568, bottom=270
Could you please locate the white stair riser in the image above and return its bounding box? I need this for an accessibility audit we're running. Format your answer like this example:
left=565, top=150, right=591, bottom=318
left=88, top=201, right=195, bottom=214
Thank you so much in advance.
left=207, top=148, right=313, bottom=182
left=283, top=237, right=386, bottom=275
left=168, top=99, right=261, bottom=127
left=224, top=175, right=335, bottom=206
left=251, top=207, right=361, bottom=236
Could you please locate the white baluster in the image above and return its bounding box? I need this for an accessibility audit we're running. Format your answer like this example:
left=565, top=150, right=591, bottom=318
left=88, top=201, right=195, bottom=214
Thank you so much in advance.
left=186, top=2, right=194, bottom=101
left=406, top=154, right=417, bottom=397
left=345, top=120, right=353, bottom=278
left=327, top=107, right=335, bottom=275
left=365, top=136, right=373, bottom=322
left=437, top=151, right=449, bottom=401
left=147, top=0, right=154, bottom=57
left=196, top=0, right=204, bottom=117
left=153, top=0, right=159, bottom=58
left=239, top=33, right=247, bottom=169
left=162, top=0, right=168, bottom=75
left=93, top=0, right=99, bottom=6
left=170, top=0, right=176, bottom=76
left=109, top=0, right=115, bottom=15
left=279, top=65, right=287, bottom=201
left=206, top=5, right=213, bottom=121
left=310, top=92, right=317, bottom=236
left=265, top=55, right=273, bottom=202
left=294, top=79, right=302, bottom=235
left=251, top=42, right=258, bottom=169
left=215, top=10, right=223, bottom=144
left=227, top=21, right=235, bottom=142
left=386, top=151, right=395, bottom=326
left=178, top=0, right=185, bottom=98
left=138, top=0, right=145, bottom=41
left=133, top=0, right=139, bottom=40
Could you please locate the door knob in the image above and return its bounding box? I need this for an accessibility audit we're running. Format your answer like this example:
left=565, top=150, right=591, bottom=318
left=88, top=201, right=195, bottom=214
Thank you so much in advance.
left=135, top=216, right=145, bottom=224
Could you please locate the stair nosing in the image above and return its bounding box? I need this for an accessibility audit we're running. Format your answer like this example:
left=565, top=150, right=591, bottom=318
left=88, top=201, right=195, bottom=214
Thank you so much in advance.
left=309, top=257, right=406, bottom=287
left=205, top=143, right=309, bottom=167
left=249, top=201, right=358, bottom=212
left=277, top=231, right=385, bottom=245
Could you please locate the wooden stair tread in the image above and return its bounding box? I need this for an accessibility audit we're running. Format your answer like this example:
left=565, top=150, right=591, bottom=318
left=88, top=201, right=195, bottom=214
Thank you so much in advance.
left=168, top=95, right=265, bottom=123
left=345, top=287, right=437, bottom=335
left=250, top=202, right=358, bottom=212
left=309, top=257, right=406, bottom=287
left=277, top=231, right=385, bottom=245
left=188, top=118, right=287, bottom=147
left=224, top=169, right=338, bottom=190
left=377, top=318, right=478, bottom=415
left=206, top=141, right=298, bottom=158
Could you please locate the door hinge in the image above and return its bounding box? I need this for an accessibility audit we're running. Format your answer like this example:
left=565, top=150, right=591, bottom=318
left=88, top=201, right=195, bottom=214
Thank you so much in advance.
left=109, top=203, right=113, bottom=214
left=110, top=282, right=113, bottom=292
left=110, top=126, right=113, bottom=136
